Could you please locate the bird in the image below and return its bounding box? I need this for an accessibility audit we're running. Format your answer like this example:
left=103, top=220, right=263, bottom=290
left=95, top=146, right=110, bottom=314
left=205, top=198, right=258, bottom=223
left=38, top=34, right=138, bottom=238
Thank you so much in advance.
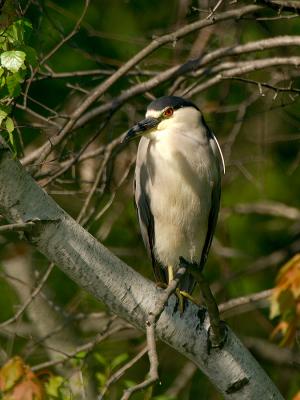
left=123, top=96, right=225, bottom=310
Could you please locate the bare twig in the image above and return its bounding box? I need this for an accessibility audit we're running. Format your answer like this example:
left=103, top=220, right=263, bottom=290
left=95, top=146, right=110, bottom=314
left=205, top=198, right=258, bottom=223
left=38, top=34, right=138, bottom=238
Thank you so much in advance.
left=76, top=142, right=115, bottom=224
left=223, top=93, right=258, bottom=161
left=121, top=267, right=187, bottom=400
left=0, top=221, right=35, bottom=233
left=206, top=0, right=225, bottom=19
left=165, top=361, right=197, bottom=397
left=244, top=336, right=300, bottom=368
left=224, top=201, right=300, bottom=220
left=98, top=346, right=148, bottom=399
left=21, top=4, right=262, bottom=168
left=36, top=67, right=158, bottom=80
left=74, top=36, right=300, bottom=129
left=31, top=320, right=127, bottom=371
left=23, top=0, right=90, bottom=108
left=15, top=103, right=62, bottom=128
left=223, top=76, right=300, bottom=95
left=40, top=117, right=111, bottom=187
left=258, top=0, right=300, bottom=13
left=219, top=289, right=273, bottom=319
left=0, top=263, right=55, bottom=328
left=213, top=239, right=300, bottom=295
left=185, top=57, right=300, bottom=96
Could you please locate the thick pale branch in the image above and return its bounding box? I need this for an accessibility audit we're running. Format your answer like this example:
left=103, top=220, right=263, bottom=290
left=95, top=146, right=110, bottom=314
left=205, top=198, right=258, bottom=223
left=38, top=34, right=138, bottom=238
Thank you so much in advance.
left=0, top=140, right=283, bottom=399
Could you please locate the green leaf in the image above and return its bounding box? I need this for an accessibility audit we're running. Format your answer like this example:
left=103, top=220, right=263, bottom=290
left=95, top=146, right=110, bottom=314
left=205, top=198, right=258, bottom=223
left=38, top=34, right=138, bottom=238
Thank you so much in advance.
left=96, top=372, right=107, bottom=387
left=45, top=375, right=64, bottom=397
left=0, top=106, right=8, bottom=125
left=5, top=116, right=14, bottom=133
left=75, top=351, right=87, bottom=359
left=0, top=35, right=6, bottom=48
left=0, top=75, right=6, bottom=87
left=111, top=353, right=129, bottom=370
left=144, top=385, right=153, bottom=400
left=94, top=352, right=107, bottom=367
left=124, top=379, right=137, bottom=388
left=4, top=19, right=33, bottom=44
left=17, top=19, right=33, bottom=43
left=19, top=45, right=37, bottom=67
left=1, top=50, right=26, bottom=73
left=6, top=72, right=22, bottom=97
left=5, top=117, right=16, bottom=154
left=0, top=67, right=4, bottom=77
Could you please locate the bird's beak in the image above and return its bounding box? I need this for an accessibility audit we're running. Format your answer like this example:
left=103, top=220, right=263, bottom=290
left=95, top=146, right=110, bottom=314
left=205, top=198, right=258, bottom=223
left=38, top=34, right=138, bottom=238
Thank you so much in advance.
left=122, top=117, right=159, bottom=143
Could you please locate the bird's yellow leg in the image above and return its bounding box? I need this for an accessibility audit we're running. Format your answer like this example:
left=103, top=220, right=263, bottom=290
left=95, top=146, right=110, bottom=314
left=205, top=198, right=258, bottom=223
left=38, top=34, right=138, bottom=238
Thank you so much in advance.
left=168, top=265, right=174, bottom=283
left=179, top=290, right=200, bottom=306
left=168, top=265, right=199, bottom=312
left=175, top=288, right=185, bottom=313
left=168, top=265, right=184, bottom=313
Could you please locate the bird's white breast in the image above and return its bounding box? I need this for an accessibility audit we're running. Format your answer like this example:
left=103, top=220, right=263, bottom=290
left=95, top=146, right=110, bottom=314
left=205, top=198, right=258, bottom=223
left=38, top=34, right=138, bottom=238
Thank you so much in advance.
left=145, top=124, right=218, bottom=270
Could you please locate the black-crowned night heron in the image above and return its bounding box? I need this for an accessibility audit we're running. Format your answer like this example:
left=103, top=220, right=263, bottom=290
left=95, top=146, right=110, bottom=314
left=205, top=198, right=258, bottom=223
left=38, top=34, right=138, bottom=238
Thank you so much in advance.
left=123, top=96, right=225, bottom=310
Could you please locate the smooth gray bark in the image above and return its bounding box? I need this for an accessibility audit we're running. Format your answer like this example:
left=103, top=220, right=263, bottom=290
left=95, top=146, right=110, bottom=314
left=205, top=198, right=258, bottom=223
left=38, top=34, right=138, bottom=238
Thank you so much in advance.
left=0, top=142, right=283, bottom=399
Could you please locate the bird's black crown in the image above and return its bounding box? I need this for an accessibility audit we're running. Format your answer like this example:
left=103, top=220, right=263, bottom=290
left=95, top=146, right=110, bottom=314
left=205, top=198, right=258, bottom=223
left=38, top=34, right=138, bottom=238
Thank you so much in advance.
left=147, top=96, right=199, bottom=112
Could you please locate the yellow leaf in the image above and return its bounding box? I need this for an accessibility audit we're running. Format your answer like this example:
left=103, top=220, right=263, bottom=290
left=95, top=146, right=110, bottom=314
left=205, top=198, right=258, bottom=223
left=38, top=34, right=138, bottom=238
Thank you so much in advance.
left=292, top=391, right=300, bottom=400
left=0, top=357, right=24, bottom=392
left=0, top=356, right=44, bottom=400
left=270, top=254, right=300, bottom=346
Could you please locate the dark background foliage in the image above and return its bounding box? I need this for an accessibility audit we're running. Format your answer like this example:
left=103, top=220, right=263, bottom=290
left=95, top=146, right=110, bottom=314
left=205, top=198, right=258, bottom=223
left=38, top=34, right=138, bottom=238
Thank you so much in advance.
left=0, top=0, right=299, bottom=398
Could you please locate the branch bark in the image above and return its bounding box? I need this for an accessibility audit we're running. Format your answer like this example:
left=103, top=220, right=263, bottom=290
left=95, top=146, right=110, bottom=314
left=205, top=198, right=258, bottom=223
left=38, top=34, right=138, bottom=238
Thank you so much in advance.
left=0, top=139, right=283, bottom=399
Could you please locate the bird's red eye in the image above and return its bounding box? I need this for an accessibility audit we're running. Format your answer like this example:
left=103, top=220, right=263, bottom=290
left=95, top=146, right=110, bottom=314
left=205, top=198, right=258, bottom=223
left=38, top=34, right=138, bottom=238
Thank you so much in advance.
left=163, top=107, right=174, bottom=118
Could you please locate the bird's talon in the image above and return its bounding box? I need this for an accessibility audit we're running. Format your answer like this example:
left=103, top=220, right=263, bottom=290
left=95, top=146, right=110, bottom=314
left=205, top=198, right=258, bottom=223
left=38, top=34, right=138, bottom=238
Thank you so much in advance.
left=175, top=288, right=185, bottom=314
left=179, top=290, right=200, bottom=306
left=175, top=289, right=199, bottom=314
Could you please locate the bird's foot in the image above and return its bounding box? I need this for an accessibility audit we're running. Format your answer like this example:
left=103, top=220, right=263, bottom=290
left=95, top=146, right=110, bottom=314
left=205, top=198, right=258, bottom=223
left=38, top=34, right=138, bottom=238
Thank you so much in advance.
left=175, top=289, right=200, bottom=314
left=175, top=288, right=185, bottom=314
left=179, top=290, right=200, bottom=306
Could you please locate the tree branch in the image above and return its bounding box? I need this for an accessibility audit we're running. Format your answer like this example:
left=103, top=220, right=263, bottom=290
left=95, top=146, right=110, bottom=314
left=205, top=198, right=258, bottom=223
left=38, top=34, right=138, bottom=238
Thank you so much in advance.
left=121, top=267, right=187, bottom=399
left=258, top=0, right=300, bottom=13
left=0, top=139, right=283, bottom=399
left=72, top=36, right=300, bottom=129
left=21, top=4, right=262, bottom=168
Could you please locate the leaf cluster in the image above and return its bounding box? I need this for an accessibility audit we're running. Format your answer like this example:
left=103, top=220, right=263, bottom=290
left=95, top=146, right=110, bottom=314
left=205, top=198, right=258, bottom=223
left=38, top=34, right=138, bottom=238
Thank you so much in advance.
left=0, top=18, right=37, bottom=151
left=270, top=254, right=300, bottom=346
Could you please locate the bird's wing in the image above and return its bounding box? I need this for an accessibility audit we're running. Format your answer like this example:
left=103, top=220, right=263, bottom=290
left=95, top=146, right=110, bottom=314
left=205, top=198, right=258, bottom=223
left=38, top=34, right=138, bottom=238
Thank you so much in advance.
left=210, top=131, right=225, bottom=174
left=200, top=132, right=224, bottom=268
left=134, top=137, right=167, bottom=284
